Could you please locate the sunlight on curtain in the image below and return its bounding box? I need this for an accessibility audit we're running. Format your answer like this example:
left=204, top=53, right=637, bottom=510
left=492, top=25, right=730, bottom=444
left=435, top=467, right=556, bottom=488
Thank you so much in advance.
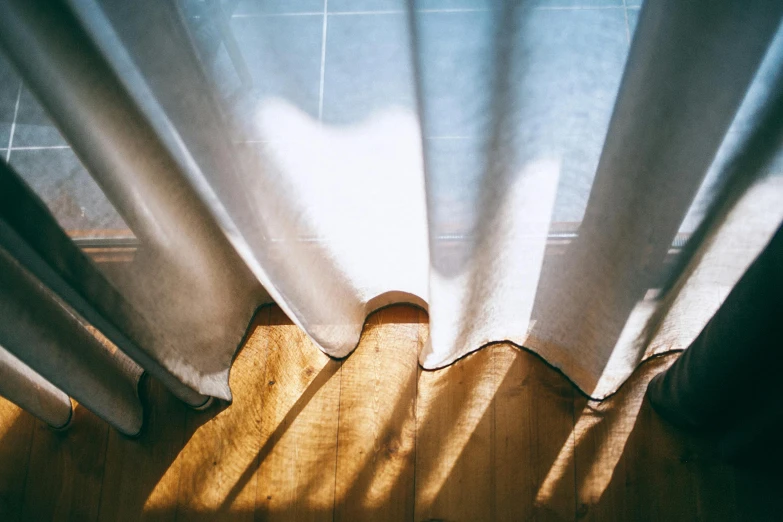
left=176, top=0, right=783, bottom=398
left=0, top=0, right=781, bottom=434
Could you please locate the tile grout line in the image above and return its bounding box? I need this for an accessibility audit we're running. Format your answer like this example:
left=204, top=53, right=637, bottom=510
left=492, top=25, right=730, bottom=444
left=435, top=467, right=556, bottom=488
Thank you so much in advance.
left=6, top=82, right=21, bottom=162
left=6, top=145, right=71, bottom=151
left=535, top=5, right=624, bottom=10
left=412, top=8, right=487, bottom=13
left=230, top=5, right=626, bottom=19
left=317, top=0, right=328, bottom=121
left=330, top=10, right=405, bottom=15
left=231, top=11, right=323, bottom=18
left=236, top=136, right=473, bottom=145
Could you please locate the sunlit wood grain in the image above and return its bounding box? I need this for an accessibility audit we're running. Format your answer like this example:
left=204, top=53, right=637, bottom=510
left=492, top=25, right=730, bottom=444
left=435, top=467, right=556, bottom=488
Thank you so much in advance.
left=333, top=306, right=424, bottom=521
left=0, top=400, right=34, bottom=520
left=254, top=306, right=341, bottom=521
left=414, top=345, right=499, bottom=520
left=0, top=304, right=777, bottom=521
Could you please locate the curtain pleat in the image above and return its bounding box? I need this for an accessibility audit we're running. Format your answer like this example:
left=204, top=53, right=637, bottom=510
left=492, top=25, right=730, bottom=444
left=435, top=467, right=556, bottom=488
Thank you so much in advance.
left=523, top=0, right=783, bottom=396
left=641, top=33, right=783, bottom=364
left=0, top=0, right=781, bottom=431
left=0, top=225, right=142, bottom=435
left=0, top=158, right=209, bottom=410
left=0, top=0, right=267, bottom=403
left=0, top=347, right=72, bottom=429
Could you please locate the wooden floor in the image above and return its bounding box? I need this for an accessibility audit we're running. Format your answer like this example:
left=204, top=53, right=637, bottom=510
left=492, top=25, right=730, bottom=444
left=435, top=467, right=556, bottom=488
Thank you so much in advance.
left=0, top=304, right=779, bottom=521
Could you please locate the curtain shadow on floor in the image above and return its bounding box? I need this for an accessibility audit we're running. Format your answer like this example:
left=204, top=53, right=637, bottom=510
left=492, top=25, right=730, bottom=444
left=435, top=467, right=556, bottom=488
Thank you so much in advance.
left=0, top=304, right=770, bottom=521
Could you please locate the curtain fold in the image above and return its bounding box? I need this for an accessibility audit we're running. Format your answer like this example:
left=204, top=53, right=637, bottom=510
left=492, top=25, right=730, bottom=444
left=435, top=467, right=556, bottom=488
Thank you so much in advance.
left=0, top=218, right=143, bottom=435
left=520, top=0, right=783, bottom=396
left=0, top=0, right=781, bottom=431
left=0, top=0, right=267, bottom=405
left=0, top=346, right=73, bottom=430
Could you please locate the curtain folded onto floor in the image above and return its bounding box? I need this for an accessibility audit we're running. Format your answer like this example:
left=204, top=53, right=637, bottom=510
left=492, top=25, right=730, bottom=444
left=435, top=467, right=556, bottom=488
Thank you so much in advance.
left=0, top=0, right=781, bottom=434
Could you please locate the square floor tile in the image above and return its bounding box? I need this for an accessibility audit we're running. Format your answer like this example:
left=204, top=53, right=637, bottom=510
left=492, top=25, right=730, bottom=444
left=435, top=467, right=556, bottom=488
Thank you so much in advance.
left=415, top=0, right=490, bottom=9
left=510, top=8, right=629, bottom=223
left=183, top=0, right=323, bottom=17
left=330, top=1, right=493, bottom=12
left=12, top=87, right=68, bottom=147
left=419, top=7, right=629, bottom=223
left=627, top=6, right=640, bottom=36
left=193, top=12, right=325, bottom=140
left=321, top=12, right=417, bottom=125
left=529, top=0, right=622, bottom=7
left=415, top=9, right=497, bottom=138
left=234, top=0, right=324, bottom=15
left=328, top=0, right=405, bottom=12
left=424, top=137, right=484, bottom=236
left=229, top=14, right=323, bottom=128
left=9, top=148, right=128, bottom=232
left=185, top=11, right=245, bottom=98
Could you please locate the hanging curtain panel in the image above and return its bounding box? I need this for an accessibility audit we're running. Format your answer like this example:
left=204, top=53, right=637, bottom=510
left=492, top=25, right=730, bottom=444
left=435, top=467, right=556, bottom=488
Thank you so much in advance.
left=0, top=0, right=268, bottom=410
left=0, top=0, right=781, bottom=431
left=0, top=347, right=73, bottom=431
left=0, top=160, right=143, bottom=434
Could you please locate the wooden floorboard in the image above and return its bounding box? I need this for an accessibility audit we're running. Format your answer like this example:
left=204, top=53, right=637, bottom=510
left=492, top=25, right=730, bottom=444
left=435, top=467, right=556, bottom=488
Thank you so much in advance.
left=174, top=307, right=271, bottom=521
left=253, top=305, right=341, bottom=522
left=572, top=356, right=697, bottom=522
left=0, top=304, right=779, bottom=521
left=414, top=342, right=496, bottom=521
left=494, top=343, right=577, bottom=522
left=333, top=306, right=422, bottom=522
left=22, top=401, right=109, bottom=521
left=0, top=397, right=34, bottom=520
left=98, top=374, right=188, bottom=522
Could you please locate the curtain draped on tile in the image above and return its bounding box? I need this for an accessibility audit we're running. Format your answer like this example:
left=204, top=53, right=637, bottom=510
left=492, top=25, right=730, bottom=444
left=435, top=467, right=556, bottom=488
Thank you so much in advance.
left=0, top=0, right=781, bottom=435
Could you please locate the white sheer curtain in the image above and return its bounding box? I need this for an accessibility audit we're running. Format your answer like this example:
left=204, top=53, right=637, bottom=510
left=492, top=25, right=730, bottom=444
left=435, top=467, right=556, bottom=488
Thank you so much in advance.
left=0, top=0, right=781, bottom=434
left=176, top=0, right=783, bottom=397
